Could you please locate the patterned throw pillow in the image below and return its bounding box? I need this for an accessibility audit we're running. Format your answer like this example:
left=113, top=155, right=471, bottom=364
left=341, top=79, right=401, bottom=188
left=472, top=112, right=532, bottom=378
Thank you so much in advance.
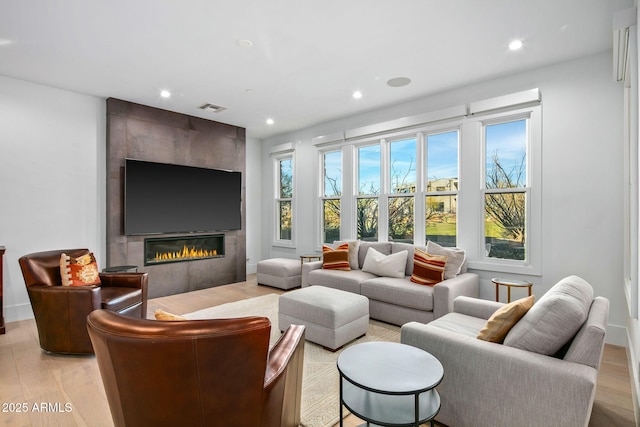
left=60, top=252, right=101, bottom=286
left=410, top=248, right=447, bottom=286
left=322, top=243, right=351, bottom=271
left=477, top=295, right=535, bottom=343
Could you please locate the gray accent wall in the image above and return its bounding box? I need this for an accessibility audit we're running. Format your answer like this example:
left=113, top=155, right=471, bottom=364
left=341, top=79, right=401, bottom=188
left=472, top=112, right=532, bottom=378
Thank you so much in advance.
left=106, top=98, right=246, bottom=298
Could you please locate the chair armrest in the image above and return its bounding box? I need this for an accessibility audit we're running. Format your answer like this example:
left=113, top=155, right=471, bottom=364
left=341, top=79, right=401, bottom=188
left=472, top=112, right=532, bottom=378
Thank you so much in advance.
left=401, top=321, right=598, bottom=427
left=262, top=324, right=305, bottom=427
left=99, top=272, right=148, bottom=290
left=432, top=273, right=479, bottom=318
left=453, top=296, right=504, bottom=320
left=301, top=261, right=323, bottom=287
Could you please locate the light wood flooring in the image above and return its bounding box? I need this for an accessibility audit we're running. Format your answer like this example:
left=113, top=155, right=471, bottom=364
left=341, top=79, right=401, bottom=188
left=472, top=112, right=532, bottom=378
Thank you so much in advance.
left=0, top=274, right=637, bottom=427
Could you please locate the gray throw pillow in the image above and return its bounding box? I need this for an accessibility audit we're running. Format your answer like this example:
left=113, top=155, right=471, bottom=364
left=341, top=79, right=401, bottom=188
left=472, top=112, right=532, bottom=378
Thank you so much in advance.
left=503, top=275, right=593, bottom=355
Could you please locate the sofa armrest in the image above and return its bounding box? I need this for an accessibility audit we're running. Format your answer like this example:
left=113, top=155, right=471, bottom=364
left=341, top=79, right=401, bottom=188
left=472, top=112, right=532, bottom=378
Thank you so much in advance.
left=301, top=261, right=322, bottom=287
left=453, top=296, right=504, bottom=320
left=401, top=321, right=598, bottom=427
left=432, top=273, right=479, bottom=319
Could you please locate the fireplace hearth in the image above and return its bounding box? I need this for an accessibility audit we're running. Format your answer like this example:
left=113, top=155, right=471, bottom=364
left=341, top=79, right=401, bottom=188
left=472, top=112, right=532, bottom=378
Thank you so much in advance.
left=144, top=234, right=224, bottom=266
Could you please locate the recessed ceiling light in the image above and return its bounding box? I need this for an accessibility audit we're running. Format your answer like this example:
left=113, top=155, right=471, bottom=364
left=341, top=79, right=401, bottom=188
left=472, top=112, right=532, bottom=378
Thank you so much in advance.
left=387, top=77, right=411, bottom=87
left=237, top=39, right=253, bottom=48
left=266, top=118, right=274, bottom=125
left=508, top=40, right=523, bottom=51
left=160, top=90, right=171, bottom=98
left=352, top=90, right=363, bottom=99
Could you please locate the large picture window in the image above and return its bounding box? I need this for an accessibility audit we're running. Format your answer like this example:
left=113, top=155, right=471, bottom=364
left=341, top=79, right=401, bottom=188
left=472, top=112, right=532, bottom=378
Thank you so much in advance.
left=321, top=151, right=341, bottom=244
left=425, top=130, right=459, bottom=247
left=276, top=156, right=293, bottom=242
left=483, top=119, right=527, bottom=261
left=357, top=144, right=381, bottom=241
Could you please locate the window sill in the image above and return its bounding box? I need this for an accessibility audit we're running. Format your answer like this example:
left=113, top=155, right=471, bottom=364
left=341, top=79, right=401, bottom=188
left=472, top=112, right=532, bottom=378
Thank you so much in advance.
left=466, top=259, right=541, bottom=277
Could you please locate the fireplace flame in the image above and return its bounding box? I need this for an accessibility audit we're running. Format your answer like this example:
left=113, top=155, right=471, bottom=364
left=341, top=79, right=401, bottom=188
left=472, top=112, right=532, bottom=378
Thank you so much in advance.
left=154, top=245, right=218, bottom=262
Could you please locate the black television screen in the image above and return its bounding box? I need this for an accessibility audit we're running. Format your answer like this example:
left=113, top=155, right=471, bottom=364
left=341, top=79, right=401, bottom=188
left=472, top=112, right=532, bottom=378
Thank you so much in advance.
left=124, top=159, right=242, bottom=235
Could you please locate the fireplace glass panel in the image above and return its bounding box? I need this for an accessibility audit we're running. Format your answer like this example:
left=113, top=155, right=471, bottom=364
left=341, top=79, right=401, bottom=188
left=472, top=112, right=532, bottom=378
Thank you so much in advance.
left=145, top=234, right=224, bottom=266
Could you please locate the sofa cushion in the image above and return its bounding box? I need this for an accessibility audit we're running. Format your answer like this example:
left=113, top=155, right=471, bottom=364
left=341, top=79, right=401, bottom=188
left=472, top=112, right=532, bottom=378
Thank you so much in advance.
left=358, top=242, right=392, bottom=269
left=361, top=277, right=434, bottom=311
left=410, top=248, right=447, bottom=286
left=504, top=275, right=594, bottom=355
left=322, top=243, right=350, bottom=270
left=334, top=240, right=361, bottom=270
left=477, top=295, right=534, bottom=343
left=426, top=241, right=466, bottom=280
left=362, top=248, right=408, bottom=278
left=424, top=312, right=487, bottom=338
left=307, top=268, right=376, bottom=294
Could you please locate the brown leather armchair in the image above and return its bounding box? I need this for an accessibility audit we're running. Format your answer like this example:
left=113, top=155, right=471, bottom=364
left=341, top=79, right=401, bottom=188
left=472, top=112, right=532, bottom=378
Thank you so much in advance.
left=87, top=310, right=305, bottom=427
left=19, top=248, right=148, bottom=354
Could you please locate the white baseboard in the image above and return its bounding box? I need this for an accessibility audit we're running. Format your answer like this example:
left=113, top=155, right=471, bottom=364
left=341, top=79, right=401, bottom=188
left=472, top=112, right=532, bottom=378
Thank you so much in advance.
left=5, top=302, right=34, bottom=323
left=608, top=323, right=630, bottom=346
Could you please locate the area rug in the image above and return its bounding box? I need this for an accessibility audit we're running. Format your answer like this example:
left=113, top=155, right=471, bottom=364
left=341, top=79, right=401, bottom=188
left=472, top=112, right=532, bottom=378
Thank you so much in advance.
left=184, top=294, right=400, bottom=427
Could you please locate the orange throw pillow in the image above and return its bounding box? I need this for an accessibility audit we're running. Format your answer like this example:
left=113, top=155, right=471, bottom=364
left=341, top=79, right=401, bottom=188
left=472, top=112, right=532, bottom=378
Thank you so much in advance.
left=477, top=295, right=535, bottom=343
left=60, top=252, right=101, bottom=286
left=322, top=243, right=351, bottom=271
left=410, top=248, right=447, bottom=286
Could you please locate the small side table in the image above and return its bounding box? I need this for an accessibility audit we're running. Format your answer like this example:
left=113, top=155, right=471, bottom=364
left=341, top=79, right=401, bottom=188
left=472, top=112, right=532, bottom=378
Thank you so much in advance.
left=492, top=277, right=533, bottom=303
left=299, top=254, right=321, bottom=267
left=102, top=265, right=138, bottom=273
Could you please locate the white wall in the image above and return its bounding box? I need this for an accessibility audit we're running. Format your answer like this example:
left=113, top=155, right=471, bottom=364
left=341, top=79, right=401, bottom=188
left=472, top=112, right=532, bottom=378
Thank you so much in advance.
left=0, top=75, right=105, bottom=322
left=260, top=52, right=628, bottom=345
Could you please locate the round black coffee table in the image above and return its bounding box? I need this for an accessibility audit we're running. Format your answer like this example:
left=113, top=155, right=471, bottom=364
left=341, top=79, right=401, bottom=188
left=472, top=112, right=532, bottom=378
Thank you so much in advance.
left=337, top=341, right=443, bottom=427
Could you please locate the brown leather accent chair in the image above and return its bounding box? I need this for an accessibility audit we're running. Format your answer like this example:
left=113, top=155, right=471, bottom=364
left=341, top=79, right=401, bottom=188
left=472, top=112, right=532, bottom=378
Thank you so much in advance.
left=19, top=248, right=148, bottom=354
left=87, top=310, right=305, bottom=427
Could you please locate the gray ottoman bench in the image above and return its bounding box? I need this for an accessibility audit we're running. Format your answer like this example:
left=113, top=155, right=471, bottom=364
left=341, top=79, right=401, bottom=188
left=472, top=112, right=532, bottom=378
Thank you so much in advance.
left=278, top=286, right=369, bottom=351
left=257, top=258, right=301, bottom=290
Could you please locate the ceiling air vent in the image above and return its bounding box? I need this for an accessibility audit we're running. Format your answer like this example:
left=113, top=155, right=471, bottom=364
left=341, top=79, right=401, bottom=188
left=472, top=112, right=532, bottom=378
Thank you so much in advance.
left=199, top=103, right=227, bottom=113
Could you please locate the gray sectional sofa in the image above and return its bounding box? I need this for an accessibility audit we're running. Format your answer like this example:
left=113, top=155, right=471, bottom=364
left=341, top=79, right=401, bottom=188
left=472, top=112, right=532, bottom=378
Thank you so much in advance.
left=301, top=241, right=479, bottom=326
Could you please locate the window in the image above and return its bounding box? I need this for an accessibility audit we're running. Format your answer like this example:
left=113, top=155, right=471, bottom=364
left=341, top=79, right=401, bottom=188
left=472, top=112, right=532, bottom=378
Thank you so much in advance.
left=388, top=138, right=416, bottom=243
left=357, top=145, right=380, bottom=241
left=276, top=156, right=293, bottom=241
left=321, top=151, right=342, bottom=244
left=483, top=119, right=527, bottom=261
left=425, top=130, right=459, bottom=247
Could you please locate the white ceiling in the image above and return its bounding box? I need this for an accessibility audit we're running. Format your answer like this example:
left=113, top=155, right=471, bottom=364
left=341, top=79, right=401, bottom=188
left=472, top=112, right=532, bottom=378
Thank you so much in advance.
left=0, top=0, right=634, bottom=139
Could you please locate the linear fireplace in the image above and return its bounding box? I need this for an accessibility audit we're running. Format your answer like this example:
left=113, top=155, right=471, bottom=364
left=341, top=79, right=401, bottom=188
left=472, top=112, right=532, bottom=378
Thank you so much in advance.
left=144, top=234, right=224, bottom=266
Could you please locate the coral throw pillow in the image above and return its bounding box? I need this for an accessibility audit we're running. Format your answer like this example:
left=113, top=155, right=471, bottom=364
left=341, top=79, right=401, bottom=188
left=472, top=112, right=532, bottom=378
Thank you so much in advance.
left=60, top=252, right=101, bottom=286
left=322, top=243, right=351, bottom=271
left=410, top=248, right=447, bottom=286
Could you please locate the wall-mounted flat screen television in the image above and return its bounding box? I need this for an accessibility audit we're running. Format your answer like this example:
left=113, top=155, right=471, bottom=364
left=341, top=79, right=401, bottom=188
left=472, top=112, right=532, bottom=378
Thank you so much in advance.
left=124, top=159, right=242, bottom=235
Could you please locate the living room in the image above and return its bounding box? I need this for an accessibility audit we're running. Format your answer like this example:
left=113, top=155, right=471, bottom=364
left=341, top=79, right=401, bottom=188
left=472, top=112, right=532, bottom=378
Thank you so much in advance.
left=1, top=1, right=639, bottom=426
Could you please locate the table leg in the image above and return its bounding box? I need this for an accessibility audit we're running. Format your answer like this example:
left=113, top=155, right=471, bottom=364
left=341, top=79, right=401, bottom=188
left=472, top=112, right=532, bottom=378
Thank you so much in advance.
left=507, top=286, right=511, bottom=303
left=495, top=283, right=499, bottom=302
left=339, top=376, right=344, bottom=427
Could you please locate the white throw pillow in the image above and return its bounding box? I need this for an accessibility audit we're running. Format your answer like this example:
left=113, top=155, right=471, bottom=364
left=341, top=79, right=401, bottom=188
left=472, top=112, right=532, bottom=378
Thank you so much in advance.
left=426, top=241, right=466, bottom=280
left=362, top=247, right=408, bottom=278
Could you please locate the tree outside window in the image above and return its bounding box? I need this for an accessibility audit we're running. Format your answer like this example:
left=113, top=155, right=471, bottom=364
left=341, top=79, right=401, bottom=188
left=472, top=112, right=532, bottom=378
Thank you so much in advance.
left=357, top=145, right=380, bottom=241
left=389, top=138, right=416, bottom=243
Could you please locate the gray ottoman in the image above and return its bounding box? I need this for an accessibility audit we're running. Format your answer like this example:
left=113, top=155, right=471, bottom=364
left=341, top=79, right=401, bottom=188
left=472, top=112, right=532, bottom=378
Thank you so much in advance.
left=257, top=258, right=301, bottom=290
left=278, top=286, right=369, bottom=351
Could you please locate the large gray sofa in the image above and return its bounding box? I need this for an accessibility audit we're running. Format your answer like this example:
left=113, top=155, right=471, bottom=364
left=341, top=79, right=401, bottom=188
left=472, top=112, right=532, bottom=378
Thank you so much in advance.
left=301, top=241, right=479, bottom=326
left=401, top=275, right=609, bottom=427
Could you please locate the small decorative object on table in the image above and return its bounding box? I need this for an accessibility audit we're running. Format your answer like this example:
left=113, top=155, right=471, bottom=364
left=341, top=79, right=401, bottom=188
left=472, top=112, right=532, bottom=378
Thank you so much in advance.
left=299, top=254, right=321, bottom=266
left=491, top=277, right=533, bottom=303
